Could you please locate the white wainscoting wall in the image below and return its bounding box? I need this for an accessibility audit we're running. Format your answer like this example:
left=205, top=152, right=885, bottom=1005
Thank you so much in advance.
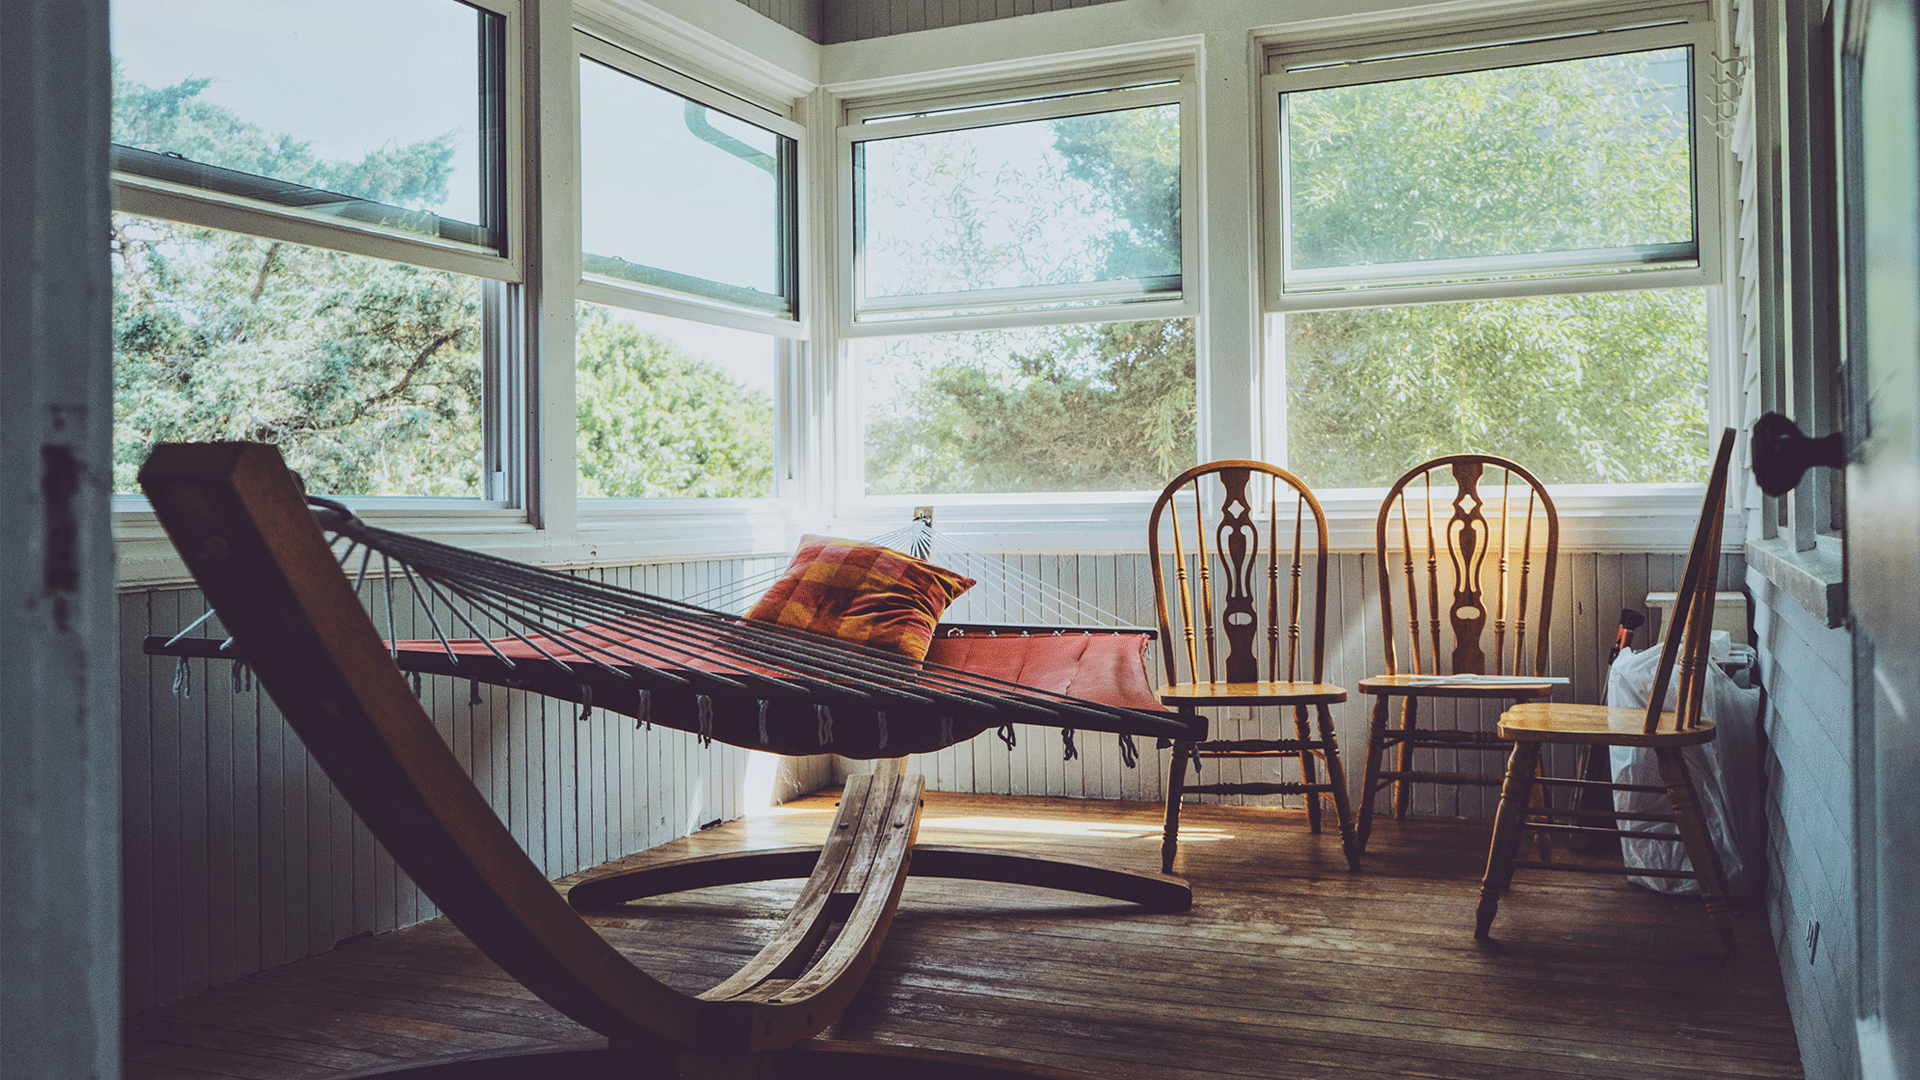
left=119, top=546, right=1742, bottom=1013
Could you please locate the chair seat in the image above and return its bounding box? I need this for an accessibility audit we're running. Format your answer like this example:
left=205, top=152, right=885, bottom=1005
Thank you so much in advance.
left=1497, top=701, right=1717, bottom=747
left=1358, top=674, right=1557, bottom=700
left=1160, top=681, right=1348, bottom=707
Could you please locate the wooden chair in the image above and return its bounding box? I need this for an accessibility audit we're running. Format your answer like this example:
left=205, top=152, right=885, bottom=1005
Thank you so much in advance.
left=1150, top=460, right=1359, bottom=874
left=1356, top=455, right=1560, bottom=852
left=1474, top=429, right=1740, bottom=954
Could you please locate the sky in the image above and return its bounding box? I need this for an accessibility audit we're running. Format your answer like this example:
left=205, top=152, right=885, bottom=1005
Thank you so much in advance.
left=111, top=0, right=483, bottom=221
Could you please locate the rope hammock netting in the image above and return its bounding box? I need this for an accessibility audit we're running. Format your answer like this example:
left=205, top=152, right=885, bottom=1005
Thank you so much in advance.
left=152, top=498, right=1199, bottom=761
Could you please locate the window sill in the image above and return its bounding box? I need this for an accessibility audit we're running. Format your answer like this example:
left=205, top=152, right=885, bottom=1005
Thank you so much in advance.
left=841, top=483, right=1721, bottom=554
left=114, top=499, right=805, bottom=591
left=1745, top=535, right=1848, bottom=629
left=113, top=484, right=1729, bottom=591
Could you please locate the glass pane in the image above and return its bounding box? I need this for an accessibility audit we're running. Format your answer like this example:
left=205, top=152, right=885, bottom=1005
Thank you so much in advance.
left=111, top=0, right=499, bottom=248
left=1283, top=290, right=1709, bottom=487
left=857, top=103, right=1181, bottom=308
left=862, top=318, right=1195, bottom=495
left=113, top=215, right=485, bottom=497
left=579, top=60, right=793, bottom=314
left=1284, top=48, right=1693, bottom=275
left=575, top=303, right=776, bottom=498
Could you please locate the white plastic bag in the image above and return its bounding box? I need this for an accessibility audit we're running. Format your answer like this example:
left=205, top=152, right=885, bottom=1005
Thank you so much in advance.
left=1604, top=646, right=1763, bottom=896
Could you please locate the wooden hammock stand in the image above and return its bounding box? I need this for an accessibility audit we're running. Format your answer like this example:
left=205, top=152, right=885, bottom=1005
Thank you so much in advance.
left=139, top=442, right=1199, bottom=1079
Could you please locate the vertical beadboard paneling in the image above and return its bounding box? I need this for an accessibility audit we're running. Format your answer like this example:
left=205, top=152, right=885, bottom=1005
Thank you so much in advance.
left=904, top=549, right=1747, bottom=820
left=121, top=547, right=1739, bottom=1013
left=119, top=590, right=155, bottom=1012
left=119, top=553, right=812, bottom=1014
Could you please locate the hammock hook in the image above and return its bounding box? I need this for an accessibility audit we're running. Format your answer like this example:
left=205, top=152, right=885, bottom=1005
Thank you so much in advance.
left=577, top=684, right=593, bottom=723
left=697, top=696, right=714, bottom=747
left=875, top=710, right=888, bottom=751
left=1061, top=728, right=1078, bottom=762
left=172, top=656, right=191, bottom=700
left=756, top=700, right=770, bottom=745
left=1119, top=732, right=1139, bottom=769
left=996, top=723, right=1017, bottom=750
left=816, top=704, right=834, bottom=746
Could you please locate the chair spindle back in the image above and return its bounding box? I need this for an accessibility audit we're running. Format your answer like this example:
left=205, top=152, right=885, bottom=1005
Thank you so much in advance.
left=1643, top=430, right=1737, bottom=735
left=1375, top=456, right=1559, bottom=679
left=1150, top=461, right=1329, bottom=687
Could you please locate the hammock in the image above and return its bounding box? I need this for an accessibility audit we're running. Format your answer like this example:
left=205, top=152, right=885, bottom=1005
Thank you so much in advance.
left=137, top=442, right=1196, bottom=1071
left=147, top=496, right=1192, bottom=760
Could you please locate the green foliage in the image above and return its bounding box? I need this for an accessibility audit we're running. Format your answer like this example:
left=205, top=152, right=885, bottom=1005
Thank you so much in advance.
left=862, top=103, right=1195, bottom=494
left=111, top=71, right=482, bottom=496
left=1286, top=50, right=1692, bottom=267
left=1286, top=291, right=1708, bottom=487
left=113, top=70, right=780, bottom=501
left=574, top=307, right=774, bottom=498
left=866, top=319, right=1195, bottom=495
left=112, top=217, right=485, bottom=496
left=1050, top=104, right=1182, bottom=279
left=1279, top=48, right=1709, bottom=487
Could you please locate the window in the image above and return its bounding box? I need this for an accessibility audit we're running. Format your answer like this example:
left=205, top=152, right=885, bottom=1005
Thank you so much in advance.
left=842, top=73, right=1196, bottom=496
left=109, top=0, right=517, bottom=500
left=573, top=35, right=801, bottom=503
left=1264, top=11, right=1721, bottom=487
left=112, top=216, right=492, bottom=496
left=577, top=40, right=799, bottom=319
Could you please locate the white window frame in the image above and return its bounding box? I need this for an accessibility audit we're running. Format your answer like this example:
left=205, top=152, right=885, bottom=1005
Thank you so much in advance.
left=1249, top=4, right=1741, bottom=552
left=574, top=30, right=809, bottom=339
left=826, top=63, right=1199, bottom=529
left=1261, top=6, right=1723, bottom=313
left=109, top=0, right=529, bottom=537
left=836, top=67, right=1198, bottom=339
left=569, top=30, right=809, bottom=524
left=114, top=0, right=525, bottom=288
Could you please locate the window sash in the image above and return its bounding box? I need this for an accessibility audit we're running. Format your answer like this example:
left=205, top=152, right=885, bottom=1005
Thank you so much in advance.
left=575, top=33, right=804, bottom=326
left=839, top=75, right=1193, bottom=332
left=1262, top=15, right=1721, bottom=311
left=110, top=0, right=514, bottom=262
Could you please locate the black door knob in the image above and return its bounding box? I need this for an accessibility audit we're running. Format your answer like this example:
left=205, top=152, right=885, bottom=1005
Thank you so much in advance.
left=1752, top=412, right=1845, bottom=496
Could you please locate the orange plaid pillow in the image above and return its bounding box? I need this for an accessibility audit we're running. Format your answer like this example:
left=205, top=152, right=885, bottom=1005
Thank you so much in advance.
left=745, top=535, right=974, bottom=660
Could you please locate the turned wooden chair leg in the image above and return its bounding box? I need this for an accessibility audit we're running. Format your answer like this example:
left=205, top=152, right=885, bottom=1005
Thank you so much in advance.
left=1475, top=742, right=1540, bottom=939
left=1528, top=751, right=1554, bottom=864
left=1656, top=747, right=1741, bottom=956
left=1162, top=738, right=1192, bottom=874
left=1294, top=704, right=1323, bottom=834
left=1315, top=703, right=1361, bottom=872
left=1393, top=696, right=1420, bottom=820
left=1357, top=695, right=1390, bottom=851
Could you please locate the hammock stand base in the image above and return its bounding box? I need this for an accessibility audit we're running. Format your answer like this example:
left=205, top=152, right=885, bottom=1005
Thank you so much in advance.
left=137, top=441, right=1189, bottom=1076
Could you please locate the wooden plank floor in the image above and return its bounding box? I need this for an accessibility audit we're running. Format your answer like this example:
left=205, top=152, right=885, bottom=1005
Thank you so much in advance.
left=124, top=790, right=1803, bottom=1080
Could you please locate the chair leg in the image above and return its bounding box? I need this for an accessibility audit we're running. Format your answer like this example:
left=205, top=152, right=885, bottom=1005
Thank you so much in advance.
left=1655, top=747, right=1741, bottom=956
left=1294, top=704, right=1322, bottom=834
left=1393, top=695, right=1420, bottom=820
left=1314, top=703, right=1361, bottom=872
left=1161, top=739, right=1192, bottom=875
left=1528, top=752, right=1554, bottom=864
left=1357, top=695, right=1390, bottom=852
left=1475, top=741, right=1540, bottom=939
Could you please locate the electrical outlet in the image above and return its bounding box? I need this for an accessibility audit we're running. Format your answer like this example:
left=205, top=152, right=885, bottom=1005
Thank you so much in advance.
left=1806, top=919, right=1821, bottom=963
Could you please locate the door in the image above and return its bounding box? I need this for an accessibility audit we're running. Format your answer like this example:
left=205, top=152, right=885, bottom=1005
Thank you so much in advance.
left=1843, top=1, right=1920, bottom=1076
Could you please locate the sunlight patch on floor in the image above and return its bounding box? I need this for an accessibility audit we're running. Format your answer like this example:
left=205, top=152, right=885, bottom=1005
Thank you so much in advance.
left=915, top=814, right=1234, bottom=843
